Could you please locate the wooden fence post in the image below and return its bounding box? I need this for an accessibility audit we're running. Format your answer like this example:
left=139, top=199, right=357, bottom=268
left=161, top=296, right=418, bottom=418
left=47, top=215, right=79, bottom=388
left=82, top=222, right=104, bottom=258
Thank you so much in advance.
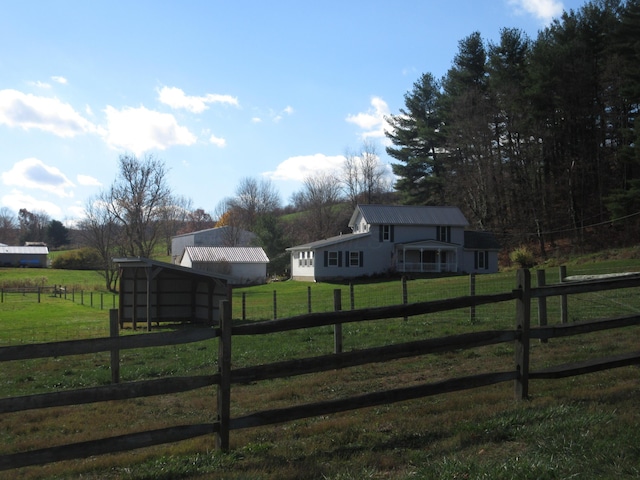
left=307, top=286, right=312, bottom=314
left=537, top=270, right=548, bottom=343
left=37, top=287, right=41, bottom=303
left=469, top=273, right=476, bottom=324
left=333, top=289, right=343, bottom=354
left=216, top=300, right=232, bottom=452
left=515, top=269, right=531, bottom=400
left=109, top=309, right=120, bottom=384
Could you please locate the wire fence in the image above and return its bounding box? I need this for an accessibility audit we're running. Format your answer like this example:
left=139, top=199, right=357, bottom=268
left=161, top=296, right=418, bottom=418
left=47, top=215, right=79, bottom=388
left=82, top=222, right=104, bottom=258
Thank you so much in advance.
left=0, top=286, right=118, bottom=311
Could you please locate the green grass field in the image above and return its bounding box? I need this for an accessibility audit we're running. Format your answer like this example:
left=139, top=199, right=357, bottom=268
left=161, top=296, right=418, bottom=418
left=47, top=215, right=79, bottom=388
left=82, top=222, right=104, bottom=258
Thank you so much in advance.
left=1, top=255, right=639, bottom=479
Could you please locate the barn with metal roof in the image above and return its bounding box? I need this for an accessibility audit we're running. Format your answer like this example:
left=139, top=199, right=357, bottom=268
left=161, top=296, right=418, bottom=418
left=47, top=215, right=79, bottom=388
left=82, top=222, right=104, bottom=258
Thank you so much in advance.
left=0, top=245, right=49, bottom=268
left=180, top=246, right=269, bottom=285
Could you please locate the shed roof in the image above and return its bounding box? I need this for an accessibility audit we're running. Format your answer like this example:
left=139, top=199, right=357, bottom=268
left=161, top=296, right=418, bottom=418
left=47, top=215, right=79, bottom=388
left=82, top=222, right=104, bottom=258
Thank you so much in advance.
left=114, top=257, right=234, bottom=282
left=184, top=246, right=269, bottom=263
left=0, top=245, right=49, bottom=254
left=349, top=204, right=469, bottom=227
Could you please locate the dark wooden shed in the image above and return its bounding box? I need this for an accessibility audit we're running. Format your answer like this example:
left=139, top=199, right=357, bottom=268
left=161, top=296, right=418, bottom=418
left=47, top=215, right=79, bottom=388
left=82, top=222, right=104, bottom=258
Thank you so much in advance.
left=115, top=257, right=231, bottom=330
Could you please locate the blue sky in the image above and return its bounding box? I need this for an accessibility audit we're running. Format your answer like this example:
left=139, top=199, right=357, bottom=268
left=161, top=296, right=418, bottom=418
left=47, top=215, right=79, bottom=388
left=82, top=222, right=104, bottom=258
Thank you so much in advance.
left=0, top=0, right=587, bottom=226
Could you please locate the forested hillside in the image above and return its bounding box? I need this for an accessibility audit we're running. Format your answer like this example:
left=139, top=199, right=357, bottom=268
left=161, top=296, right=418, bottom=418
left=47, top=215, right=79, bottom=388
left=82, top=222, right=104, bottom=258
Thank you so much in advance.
left=386, top=0, right=640, bottom=254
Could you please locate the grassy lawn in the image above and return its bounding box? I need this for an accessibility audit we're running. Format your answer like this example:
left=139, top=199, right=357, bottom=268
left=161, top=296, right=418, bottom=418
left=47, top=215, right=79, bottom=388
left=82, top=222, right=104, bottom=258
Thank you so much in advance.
left=1, top=257, right=639, bottom=479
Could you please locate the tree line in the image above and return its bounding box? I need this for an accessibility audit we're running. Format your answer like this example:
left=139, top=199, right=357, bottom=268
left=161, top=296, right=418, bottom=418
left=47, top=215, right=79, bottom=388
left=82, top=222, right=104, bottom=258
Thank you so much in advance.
left=386, top=0, right=640, bottom=254
left=3, top=1, right=638, bottom=287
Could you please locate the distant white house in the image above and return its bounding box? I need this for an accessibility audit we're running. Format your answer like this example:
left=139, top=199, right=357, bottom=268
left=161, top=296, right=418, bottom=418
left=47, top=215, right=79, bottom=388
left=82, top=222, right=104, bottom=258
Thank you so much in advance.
left=171, top=226, right=256, bottom=264
left=287, top=204, right=500, bottom=282
left=180, top=246, right=269, bottom=285
left=0, top=245, right=49, bottom=268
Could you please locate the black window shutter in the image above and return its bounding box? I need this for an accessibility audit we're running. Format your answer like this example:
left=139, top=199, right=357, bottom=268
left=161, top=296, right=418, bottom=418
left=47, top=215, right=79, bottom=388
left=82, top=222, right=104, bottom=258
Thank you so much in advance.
left=359, top=251, right=364, bottom=267
left=484, top=251, right=489, bottom=269
left=390, top=225, right=395, bottom=242
left=379, top=225, right=383, bottom=242
left=474, top=251, right=478, bottom=269
left=338, top=251, right=343, bottom=267
left=345, top=251, right=350, bottom=267
left=324, top=251, right=328, bottom=267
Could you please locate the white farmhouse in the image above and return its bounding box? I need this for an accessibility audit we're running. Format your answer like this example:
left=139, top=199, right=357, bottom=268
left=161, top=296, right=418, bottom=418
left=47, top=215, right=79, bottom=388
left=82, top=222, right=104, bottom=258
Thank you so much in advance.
left=287, top=204, right=500, bottom=282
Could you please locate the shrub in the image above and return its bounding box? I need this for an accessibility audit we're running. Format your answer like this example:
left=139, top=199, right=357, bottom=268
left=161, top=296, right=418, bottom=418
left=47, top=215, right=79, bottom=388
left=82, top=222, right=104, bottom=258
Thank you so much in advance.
left=509, top=246, right=536, bottom=269
left=51, top=248, right=102, bottom=270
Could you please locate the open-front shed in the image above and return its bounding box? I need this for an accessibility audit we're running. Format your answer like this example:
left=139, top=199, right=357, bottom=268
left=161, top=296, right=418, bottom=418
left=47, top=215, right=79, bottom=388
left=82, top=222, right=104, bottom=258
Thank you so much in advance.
left=115, top=257, right=231, bottom=330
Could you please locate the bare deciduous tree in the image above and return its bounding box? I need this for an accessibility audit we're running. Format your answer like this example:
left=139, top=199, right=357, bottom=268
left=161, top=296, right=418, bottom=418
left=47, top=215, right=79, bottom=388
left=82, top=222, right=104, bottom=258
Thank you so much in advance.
left=103, top=154, right=173, bottom=258
left=227, top=177, right=281, bottom=231
left=79, top=197, right=121, bottom=291
left=0, top=207, right=18, bottom=245
left=342, top=141, right=393, bottom=206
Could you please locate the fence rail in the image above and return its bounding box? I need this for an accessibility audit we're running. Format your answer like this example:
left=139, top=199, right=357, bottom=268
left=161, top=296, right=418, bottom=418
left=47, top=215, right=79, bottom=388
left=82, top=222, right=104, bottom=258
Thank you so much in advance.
left=1, top=269, right=639, bottom=470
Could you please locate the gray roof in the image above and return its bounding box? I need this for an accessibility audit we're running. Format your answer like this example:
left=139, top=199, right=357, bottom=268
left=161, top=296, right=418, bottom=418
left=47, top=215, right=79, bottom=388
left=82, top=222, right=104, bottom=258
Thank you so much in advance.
left=286, top=232, right=371, bottom=251
left=349, top=204, right=469, bottom=227
left=114, top=257, right=234, bottom=283
left=0, top=245, right=49, bottom=254
left=184, top=246, right=269, bottom=263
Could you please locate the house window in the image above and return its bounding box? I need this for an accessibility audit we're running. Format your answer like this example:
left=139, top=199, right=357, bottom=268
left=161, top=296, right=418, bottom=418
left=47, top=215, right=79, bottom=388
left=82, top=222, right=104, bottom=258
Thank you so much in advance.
left=348, top=251, right=362, bottom=267
left=437, top=226, right=451, bottom=243
left=379, top=224, right=394, bottom=242
left=475, top=251, right=489, bottom=270
left=328, top=251, right=339, bottom=266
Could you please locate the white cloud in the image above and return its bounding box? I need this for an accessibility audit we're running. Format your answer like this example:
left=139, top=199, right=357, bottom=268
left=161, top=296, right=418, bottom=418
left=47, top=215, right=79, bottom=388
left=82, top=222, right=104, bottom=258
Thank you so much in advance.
left=251, top=117, right=262, bottom=123
left=0, top=89, right=101, bottom=137
left=209, top=134, right=226, bottom=148
left=265, top=154, right=346, bottom=182
left=104, top=105, right=197, bottom=154
left=346, top=96, right=391, bottom=140
left=508, top=0, right=564, bottom=24
left=1, top=190, right=63, bottom=217
left=29, top=80, right=51, bottom=89
left=158, top=86, right=238, bottom=113
left=2, top=158, right=75, bottom=197
left=51, top=76, right=68, bottom=84
left=76, top=174, right=102, bottom=186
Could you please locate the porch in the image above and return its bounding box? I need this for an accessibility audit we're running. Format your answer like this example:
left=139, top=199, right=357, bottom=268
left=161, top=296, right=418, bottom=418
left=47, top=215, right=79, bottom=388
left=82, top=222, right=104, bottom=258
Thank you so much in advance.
left=395, top=241, right=459, bottom=274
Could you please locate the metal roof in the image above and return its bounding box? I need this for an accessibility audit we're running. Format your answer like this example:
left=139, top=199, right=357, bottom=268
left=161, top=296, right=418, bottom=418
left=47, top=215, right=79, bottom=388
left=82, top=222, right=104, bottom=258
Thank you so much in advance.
left=349, top=204, right=469, bottom=227
left=184, top=246, right=269, bottom=263
left=113, top=256, right=233, bottom=282
left=0, top=246, right=49, bottom=254
left=286, top=232, right=371, bottom=251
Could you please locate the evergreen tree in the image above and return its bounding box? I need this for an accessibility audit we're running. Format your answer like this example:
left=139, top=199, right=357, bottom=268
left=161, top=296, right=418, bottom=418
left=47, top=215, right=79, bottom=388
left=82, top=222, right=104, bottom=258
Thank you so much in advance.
left=386, top=73, right=444, bottom=205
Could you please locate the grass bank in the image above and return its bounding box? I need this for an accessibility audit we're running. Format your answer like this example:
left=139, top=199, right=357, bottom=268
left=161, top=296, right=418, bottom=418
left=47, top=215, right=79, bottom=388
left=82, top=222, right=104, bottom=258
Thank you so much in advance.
left=0, top=256, right=639, bottom=479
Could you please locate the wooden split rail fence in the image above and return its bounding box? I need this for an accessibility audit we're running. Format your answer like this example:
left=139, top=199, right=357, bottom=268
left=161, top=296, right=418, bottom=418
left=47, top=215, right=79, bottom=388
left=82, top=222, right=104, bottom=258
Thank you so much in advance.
left=1, top=269, right=639, bottom=470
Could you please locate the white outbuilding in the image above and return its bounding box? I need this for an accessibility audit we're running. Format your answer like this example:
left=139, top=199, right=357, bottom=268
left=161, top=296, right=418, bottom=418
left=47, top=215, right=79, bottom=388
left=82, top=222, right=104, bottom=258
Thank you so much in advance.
left=180, top=246, right=269, bottom=285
